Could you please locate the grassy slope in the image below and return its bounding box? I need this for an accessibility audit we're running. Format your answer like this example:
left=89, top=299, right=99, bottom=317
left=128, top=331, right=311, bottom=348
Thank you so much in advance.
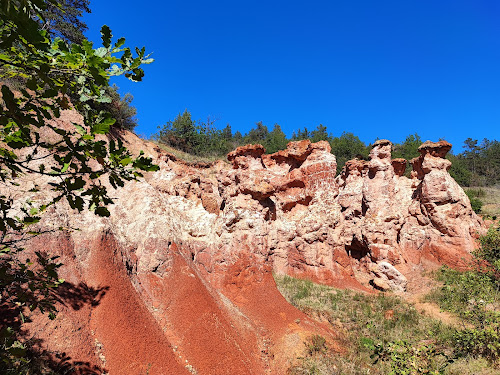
left=151, top=141, right=227, bottom=164
left=465, top=186, right=500, bottom=217
left=274, top=275, right=499, bottom=375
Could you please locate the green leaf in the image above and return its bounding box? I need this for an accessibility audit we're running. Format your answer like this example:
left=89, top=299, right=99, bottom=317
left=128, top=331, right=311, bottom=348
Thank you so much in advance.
left=95, top=47, right=107, bottom=58
left=74, top=124, right=85, bottom=135
left=115, top=37, right=126, bottom=49
left=120, top=157, right=132, bottom=166
left=61, top=162, right=70, bottom=173
left=95, top=206, right=110, bottom=217
left=101, top=25, right=112, bottom=49
left=93, top=118, right=115, bottom=134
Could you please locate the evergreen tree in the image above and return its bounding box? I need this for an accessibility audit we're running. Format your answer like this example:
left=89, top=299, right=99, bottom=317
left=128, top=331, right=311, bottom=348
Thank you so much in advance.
left=39, top=0, right=91, bottom=44
left=330, top=132, right=369, bottom=174
left=156, top=110, right=200, bottom=153
left=233, top=130, right=243, bottom=144
left=393, top=133, right=422, bottom=161
left=222, top=124, right=233, bottom=140
left=266, top=124, right=288, bottom=153
left=245, top=121, right=269, bottom=144
left=95, top=84, right=138, bottom=131
left=291, top=127, right=311, bottom=141
left=311, top=124, right=330, bottom=142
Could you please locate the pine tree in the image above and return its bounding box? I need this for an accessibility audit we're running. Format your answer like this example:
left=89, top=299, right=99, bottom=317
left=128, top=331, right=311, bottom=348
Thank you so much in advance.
left=39, top=0, right=91, bottom=44
left=266, top=124, right=288, bottom=153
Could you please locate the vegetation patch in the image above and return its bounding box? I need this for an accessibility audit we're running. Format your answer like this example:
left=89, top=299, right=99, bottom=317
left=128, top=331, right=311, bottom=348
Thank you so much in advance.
left=276, top=239, right=500, bottom=375
left=276, top=275, right=457, bottom=374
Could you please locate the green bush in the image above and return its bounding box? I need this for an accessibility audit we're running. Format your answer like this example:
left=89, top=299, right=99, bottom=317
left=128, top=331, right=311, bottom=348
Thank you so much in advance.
left=465, top=190, right=483, bottom=214
left=453, top=325, right=500, bottom=361
left=371, top=340, right=449, bottom=375
left=427, top=228, right=500, bottom=364
left=429, top=267, right=498, bottom=328
left=477, top=225, right=500, bottom=284
left=275, top=275, right=455, bottom=374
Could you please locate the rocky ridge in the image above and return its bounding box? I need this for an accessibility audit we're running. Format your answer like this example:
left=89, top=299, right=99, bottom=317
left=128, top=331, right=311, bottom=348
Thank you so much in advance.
left=15, top=114, right=484, bottom=374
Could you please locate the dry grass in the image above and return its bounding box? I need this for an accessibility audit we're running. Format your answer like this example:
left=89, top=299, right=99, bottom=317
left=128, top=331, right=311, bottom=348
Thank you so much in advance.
left=464, top=186, right=500, bottom=217
left=151, top=140, right=227, bottom=164
left=275, top=274, right=499, bottom=375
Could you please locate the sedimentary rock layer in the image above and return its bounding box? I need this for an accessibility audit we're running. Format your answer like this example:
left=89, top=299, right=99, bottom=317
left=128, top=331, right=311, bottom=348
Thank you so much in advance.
left=12, top=115, right=483, bottom=374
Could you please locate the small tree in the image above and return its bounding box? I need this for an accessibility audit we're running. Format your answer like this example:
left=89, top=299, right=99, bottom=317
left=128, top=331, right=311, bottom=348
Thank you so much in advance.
left=38, top=0, right=91, bottom=44
left=245, top=121, right=269, bottom=145
left=156, top=110, right=200, bottom=153
left=393, top=133, right=422, bottom=161
left=265, top=123, right=288, bottom=153
left=97, top=84, right=139, bottom=131
left=330, top=132, right=368, bottom=174
left=311, top=124, right=330, bottom=143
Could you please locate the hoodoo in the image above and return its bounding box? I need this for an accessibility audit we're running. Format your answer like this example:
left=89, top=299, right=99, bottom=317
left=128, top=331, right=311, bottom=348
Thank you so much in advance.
left=17, top=120, right=484, bottom=374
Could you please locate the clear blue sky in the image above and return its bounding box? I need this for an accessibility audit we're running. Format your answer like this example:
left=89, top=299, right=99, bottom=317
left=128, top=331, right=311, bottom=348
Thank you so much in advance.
left=84, top=0, right=500, bottom=153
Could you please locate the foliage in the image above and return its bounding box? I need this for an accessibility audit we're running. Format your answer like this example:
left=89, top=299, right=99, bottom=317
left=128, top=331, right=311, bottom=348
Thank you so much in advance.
left=448, top=154, right=472, bottom=187
left=459, top=138, right=500, bottom=186
left=155, top=110, right=199, bottom=153
left=371, top=340, right=449, bottom=375
left=392, top=133, right=422, bottom=161
left=244, top=121, right=269, bottom=145
left=266, top=123, right=288, bottom=153
left=465, top=190, right=483, bottom=214
left=0, top=251, right=63, bottom=367
left=154, top=114, right=498, bottom=188
left=477, top=225, right=500, bottom=282
left=0, top=0, right=157, bottom=371
left=37, top=0, right=91, bottom=44
left=275, top=275, right=455, bottom=375
left=97, top=84, right=139, bottom=131
left=452, top=325, right=500, bottom=362
left=310, top=124, right=329, bottom=143
left=429, top=267, right=498, bottom=329
left=155, top=110, right=235, bottom=156
left=426, top=229, right=500, bottom=364
left=330, top=132, right=369, bottom=174
left=392, top=133, right=422, bottom=176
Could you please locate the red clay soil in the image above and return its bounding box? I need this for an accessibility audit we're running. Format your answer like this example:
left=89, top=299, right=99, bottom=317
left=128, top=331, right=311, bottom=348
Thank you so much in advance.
left=221, top=254, right=342, bottom=373
left=141, top=245, right=265, bottom=375
left=85, top=234, right=190, bottom=375
left=22, top=234, right=104, bottom=373
left=26, top=235, right=343, bottom=374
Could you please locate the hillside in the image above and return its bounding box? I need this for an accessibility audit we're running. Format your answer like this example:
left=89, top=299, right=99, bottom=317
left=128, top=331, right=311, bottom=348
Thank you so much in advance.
left=5, top=121, right=491, bottom=374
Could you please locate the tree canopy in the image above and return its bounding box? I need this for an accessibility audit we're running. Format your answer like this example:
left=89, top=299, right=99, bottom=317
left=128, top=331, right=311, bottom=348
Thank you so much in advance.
left=153, top=114, right=499, bottom=187
left=0, top=0, right=157, bottom=370
left=37, top=0, right=91, bottom=44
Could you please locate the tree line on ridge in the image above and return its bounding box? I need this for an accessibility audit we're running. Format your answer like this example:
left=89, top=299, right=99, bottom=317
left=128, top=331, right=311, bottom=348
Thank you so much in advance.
left=153, top=110, right=500, bottom=187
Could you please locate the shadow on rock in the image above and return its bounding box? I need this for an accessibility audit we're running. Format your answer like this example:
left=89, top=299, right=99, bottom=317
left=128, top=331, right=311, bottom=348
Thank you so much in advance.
left=53, top=282, right=109, bottom=310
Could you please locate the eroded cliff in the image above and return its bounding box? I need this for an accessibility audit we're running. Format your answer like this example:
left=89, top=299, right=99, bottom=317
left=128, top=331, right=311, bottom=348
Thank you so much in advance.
left=15, top=115, right=484, bottom=374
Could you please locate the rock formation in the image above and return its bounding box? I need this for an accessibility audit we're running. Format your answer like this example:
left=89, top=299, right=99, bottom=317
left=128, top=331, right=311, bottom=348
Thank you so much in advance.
left=9, top=113, right=484, bottom=374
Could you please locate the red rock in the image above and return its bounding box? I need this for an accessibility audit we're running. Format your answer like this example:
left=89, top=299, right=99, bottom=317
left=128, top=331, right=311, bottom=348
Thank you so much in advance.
left=392, top=158, right=407, bottom=177
left=9, top=120, right=485, bottom=373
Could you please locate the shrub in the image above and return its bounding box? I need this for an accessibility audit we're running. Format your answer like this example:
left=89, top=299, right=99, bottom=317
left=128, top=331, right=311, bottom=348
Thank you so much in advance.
left=476, top=225, right=500, bottom=284
left=465, top=190, right=483, bottom=214
left=306, top=335, right=327, bottom=356
left=427, top=227, right=500, bottom=363
left=371, top=340, right=449, bottom=375
left=453, top=325, right=500, bottom=361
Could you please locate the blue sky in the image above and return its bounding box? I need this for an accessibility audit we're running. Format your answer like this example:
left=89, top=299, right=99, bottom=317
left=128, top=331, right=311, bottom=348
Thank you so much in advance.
left=84, top=0, right=500, bottom=153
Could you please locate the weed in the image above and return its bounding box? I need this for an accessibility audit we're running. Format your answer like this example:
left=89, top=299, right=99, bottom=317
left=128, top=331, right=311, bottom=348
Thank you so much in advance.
left=275, top=275, right=455, bottom=374
left=306, top=335, right=328, bottom=356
